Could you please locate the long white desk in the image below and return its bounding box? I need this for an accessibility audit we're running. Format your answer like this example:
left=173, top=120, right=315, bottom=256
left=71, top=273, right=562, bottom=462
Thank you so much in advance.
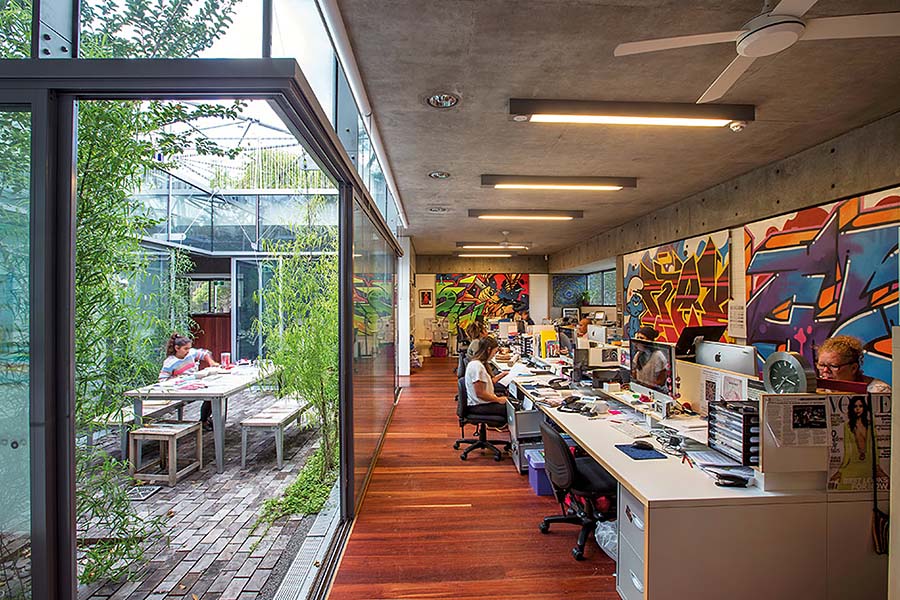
left=504, top=359, right=886, bottom=600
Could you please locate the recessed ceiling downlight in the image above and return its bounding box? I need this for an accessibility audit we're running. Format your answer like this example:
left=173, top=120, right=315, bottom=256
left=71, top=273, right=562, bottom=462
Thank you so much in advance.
left=426, top=92, right=460, bottom=109
left=428, top=171, right=451, bottom=179
left=428, top=206, right=449, bottom=214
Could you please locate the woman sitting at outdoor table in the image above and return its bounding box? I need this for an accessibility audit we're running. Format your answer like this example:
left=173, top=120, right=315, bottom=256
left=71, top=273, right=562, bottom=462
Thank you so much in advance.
left=159, top=333, right=219, bottom=429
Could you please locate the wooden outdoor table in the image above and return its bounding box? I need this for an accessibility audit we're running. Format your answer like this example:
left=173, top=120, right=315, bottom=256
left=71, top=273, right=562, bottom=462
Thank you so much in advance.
left=125, top=365, right=272, bottom=473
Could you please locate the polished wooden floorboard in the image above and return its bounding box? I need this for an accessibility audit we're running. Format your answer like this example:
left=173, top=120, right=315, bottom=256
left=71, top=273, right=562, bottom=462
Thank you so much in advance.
left=327, top=358, right=618, bottom=599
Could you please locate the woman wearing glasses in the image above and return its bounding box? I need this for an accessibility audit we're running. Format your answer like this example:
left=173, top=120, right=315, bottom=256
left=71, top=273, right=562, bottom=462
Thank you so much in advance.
left=817, top=335, right=890, bottom=393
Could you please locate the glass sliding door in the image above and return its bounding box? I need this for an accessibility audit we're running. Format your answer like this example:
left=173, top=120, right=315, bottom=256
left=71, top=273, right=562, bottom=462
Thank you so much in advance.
left=0, top=104, right=32, bottom=597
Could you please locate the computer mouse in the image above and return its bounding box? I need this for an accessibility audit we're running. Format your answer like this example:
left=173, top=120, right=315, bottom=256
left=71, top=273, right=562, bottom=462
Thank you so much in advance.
left=631, top=440, right=654, bottom=451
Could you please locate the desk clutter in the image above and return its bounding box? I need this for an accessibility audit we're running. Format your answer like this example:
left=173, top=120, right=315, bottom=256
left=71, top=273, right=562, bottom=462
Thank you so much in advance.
left=445, top=330, right=893, bottom=596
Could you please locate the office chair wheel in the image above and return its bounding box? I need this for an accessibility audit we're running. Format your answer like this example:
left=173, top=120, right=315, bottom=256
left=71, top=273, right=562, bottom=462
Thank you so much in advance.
left=539, top=522, right=550, bottom=534
left=572, top=548, right=585, bottom=561
left=493, top=453, right=503, bottom=462
left=453, top=441, right=460, bottom=450
left=460, top=452, right=468, bottom=461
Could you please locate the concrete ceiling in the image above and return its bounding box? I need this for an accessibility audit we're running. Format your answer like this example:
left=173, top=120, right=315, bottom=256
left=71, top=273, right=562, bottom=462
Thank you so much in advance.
left=339, top=0, right=900, bottom=258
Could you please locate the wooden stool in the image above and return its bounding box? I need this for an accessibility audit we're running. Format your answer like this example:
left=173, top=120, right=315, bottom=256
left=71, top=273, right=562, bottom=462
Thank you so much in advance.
left=240, top=402, right=307, bottom=468
left=129, top=421, right=202, bottom=486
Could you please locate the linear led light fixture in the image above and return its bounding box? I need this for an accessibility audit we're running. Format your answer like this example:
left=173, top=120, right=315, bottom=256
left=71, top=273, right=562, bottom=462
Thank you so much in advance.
left=481, top=174, right=636, bottom=191
left=456, top=242, right=531, bottom=250
left=456, top=253, right=514, bottom=258
left=468, top=209, right=583, bottom=221
left=509, top=99, right=755, bottom=128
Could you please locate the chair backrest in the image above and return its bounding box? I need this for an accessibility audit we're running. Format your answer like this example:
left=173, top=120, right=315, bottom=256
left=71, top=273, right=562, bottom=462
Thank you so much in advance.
left=540, top=420, right=576, bottom=491
left=456, top=352, right=469, bottom=379
left=457, top=377, right=469, bottom=420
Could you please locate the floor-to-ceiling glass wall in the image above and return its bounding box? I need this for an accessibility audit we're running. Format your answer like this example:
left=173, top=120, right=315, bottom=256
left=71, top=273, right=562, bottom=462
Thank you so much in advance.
left=351, top=202, right=397, bottom=508
left=0, top=104, right=32, bottom=598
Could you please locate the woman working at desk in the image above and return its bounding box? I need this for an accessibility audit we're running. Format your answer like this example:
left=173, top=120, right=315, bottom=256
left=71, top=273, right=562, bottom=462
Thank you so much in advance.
left=464, top=336, right=508, bottom=418
left=817, top=335, right=891, bottom=393
left=159, top=333, right=219, bottom=429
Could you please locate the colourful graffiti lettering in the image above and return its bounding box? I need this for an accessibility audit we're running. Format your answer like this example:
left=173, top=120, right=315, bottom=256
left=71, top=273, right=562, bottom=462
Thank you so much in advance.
left=745, top=191, right=899, bottom=384
left=623, top=232, right=731, bottom=343
left=435, top=273, right=529, bottom=331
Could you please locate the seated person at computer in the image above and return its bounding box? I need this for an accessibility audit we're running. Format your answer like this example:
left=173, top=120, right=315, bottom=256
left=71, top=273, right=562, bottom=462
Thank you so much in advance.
left=817, top=335, right=891, bottom=393
left=464, top=336, right=508, bottom=417
left=632, top=326, right=669, bottom=388
left=516, top=310, right=535, bottom=326
left=633, top=326, right=658, bottom=342
left=465, top=322, right=487, bottom=359
left=576, top=317, right=591, bottom=338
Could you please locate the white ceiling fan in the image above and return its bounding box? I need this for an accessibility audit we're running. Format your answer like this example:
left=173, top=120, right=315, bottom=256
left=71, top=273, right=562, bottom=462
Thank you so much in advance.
left=614, top=0, right=900, bottom=103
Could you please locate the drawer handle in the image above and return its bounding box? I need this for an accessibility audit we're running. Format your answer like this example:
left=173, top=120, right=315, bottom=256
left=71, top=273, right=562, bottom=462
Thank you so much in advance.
left=625, top=505, right=644, bottom=531
left=630, top=570, right=644, bottom=593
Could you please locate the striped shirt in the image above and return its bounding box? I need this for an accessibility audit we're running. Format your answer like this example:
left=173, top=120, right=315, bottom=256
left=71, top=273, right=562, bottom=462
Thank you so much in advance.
left=159, top=348, right=211, bottom=381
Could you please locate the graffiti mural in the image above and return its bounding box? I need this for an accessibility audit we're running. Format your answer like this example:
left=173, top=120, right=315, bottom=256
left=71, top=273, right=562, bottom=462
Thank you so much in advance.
left=552, top=275, right=587, bottom=307
left=745, top=189, right=899, bottom=384
left=353, top=274, right=393, bottom=336
left=623, top=231, right=731, bottom=342
left=435, top=273, right=529, bottom=331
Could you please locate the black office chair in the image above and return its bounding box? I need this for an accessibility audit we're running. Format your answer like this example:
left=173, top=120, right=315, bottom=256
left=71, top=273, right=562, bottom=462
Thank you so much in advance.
left=453, top=377, right=510, bottom=461
left=538, top=421, right=617, bottom=560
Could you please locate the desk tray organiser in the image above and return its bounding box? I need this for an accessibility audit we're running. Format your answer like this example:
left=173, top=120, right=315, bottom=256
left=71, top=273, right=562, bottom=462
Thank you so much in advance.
left=707, top=400, right=760, bottom=466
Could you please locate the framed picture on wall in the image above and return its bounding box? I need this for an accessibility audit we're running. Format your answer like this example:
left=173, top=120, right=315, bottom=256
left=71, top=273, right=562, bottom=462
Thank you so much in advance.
left=419, top=289, right=434, bottom=308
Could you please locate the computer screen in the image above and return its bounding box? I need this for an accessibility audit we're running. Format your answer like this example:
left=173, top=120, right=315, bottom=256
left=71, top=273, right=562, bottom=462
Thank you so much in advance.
left=630, top=339, right=675, bottom=398
left=587, top=325, right=606, bottom=344
left=695, top=341, right=758, bottom=377
left=674, top=324, right=727, bottom=357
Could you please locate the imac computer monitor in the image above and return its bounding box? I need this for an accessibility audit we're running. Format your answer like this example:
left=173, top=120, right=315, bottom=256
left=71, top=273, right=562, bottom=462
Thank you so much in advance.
left=674, top=324, right=727, bottom=358
left=630, top=339, right=675, bottom=399
left=695, top=341, right=759, bottom=377
left=587, top=325, right=607, bottom=344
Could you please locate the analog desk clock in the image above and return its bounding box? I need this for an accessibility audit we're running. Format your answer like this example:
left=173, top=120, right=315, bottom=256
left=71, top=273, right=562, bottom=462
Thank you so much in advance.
left=763, top=351, right=817, bottom=394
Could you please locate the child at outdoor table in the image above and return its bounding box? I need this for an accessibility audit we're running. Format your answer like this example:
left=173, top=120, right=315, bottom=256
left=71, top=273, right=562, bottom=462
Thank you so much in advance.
left=159, top=333, right=219, bottom=429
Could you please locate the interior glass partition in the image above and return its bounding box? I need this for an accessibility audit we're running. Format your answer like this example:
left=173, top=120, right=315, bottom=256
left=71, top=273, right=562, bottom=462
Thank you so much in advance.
left=0, top=104, right=32, bottom=597
left=351, top=202, right=397, bottom=509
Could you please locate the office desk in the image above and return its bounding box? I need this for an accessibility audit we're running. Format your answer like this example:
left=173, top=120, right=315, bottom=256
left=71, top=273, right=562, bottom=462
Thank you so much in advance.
left=125, top=366, right=269, bottom=473
left=503, top=361, right=883, bottom=600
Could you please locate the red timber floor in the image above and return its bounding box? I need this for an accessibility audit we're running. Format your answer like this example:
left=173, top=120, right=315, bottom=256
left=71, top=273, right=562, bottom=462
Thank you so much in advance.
left=327, top=357, right=618, bottom=599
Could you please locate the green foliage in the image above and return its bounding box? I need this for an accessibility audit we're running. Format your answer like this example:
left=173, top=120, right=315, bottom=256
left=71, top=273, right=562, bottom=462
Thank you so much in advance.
left=208, top=148, right=332, bottom=191
left=75, top=447, right=164, bottom=584
left=0, top=0, right=30, bottom=58
left=257, top=212, right=340, bottom=476
left=67, top=0, right=243, bottom=586
left=80, top=0, right=240, bottom=59
left=255, top=446, right=338, bottom=528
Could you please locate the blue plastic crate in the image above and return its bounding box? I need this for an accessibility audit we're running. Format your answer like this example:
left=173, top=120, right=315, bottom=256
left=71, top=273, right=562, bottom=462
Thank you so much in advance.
left=525, top=449, right=553, bottom=496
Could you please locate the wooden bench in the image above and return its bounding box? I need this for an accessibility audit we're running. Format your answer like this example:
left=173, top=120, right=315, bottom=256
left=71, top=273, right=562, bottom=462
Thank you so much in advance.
left=87, top=400, right=185, bottom=458
left=129, top=421, right=202, bottom=486
left=240, top=402, right=308, bottom=469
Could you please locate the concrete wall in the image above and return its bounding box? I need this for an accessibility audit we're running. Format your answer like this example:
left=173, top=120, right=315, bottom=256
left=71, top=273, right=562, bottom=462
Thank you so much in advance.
left=416, top=254, right=549, bottom=274
left=551, top=110, right=900, bottom=272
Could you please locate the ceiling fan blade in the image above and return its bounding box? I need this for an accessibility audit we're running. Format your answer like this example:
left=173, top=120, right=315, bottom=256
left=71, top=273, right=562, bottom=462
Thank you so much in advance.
left=802, top=13, right=900, bottom=41
left=614, top=31, right=744, bottom=56
left=697, top=55, right=756, bottom=104
left=771, top=0, right=819, bottom=18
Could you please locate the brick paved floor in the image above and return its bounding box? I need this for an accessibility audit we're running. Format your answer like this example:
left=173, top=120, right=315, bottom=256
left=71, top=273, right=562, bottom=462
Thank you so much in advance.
left=77, top=389, right=320, bottom=600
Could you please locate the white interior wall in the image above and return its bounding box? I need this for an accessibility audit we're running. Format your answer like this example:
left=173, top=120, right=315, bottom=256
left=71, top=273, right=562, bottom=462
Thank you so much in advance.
left=414, top=273, right=436, bottom=356
left=529, top=274, right=549, bottom=323
left=397, top=237, right=412, bottom=376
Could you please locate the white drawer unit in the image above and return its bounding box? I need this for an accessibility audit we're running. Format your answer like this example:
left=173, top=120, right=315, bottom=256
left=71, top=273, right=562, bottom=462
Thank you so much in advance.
left=616, top=536, right=645, bottom=600
left=618, top=484, right=645, bottom=556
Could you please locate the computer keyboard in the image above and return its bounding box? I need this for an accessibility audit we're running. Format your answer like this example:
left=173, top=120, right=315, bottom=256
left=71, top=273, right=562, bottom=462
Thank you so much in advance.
left=610, top=421, right=652, bottom=439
